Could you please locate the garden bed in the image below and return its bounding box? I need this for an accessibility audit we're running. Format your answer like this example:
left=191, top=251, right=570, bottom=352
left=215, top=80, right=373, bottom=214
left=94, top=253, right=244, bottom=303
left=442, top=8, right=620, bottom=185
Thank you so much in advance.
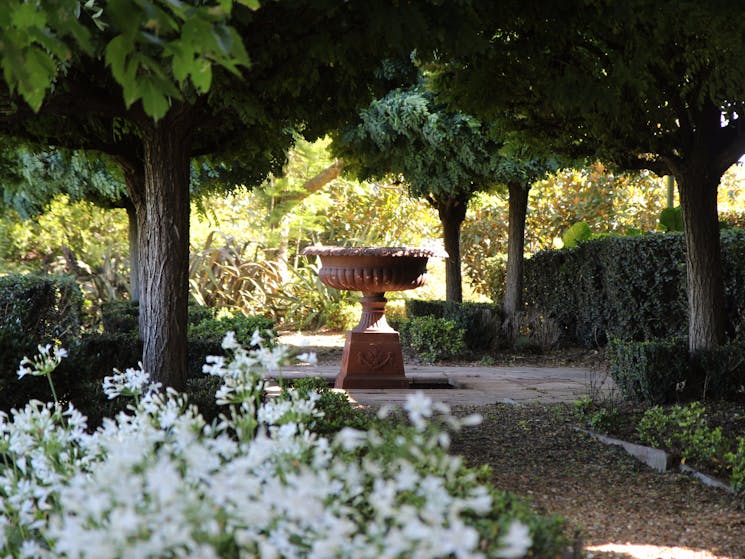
left=450, top=403, right=745, bottom=559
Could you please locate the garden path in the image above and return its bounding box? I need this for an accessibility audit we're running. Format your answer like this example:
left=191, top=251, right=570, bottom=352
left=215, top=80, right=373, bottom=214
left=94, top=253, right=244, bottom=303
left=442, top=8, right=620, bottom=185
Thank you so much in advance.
left=277, top=331, right=614, bottom=406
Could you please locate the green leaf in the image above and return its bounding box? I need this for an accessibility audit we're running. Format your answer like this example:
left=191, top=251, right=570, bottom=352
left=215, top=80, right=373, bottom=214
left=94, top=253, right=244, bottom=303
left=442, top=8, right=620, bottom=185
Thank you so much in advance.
left=658, top=206, right=684, bottom=232
left=104, top=35, right=131, bottom=83
left=11, top=3, right=46, bottom=30
left=170, top=44, right=193, bottom=83
left=562, top=221, right=592, bottom=248
left=141, top=79, right=170, bottom=120
left=237, top=0, right=260, bottom=9
left=29, top=28, right=70, bottom=61
left=190, top=59, right=212, bottom=92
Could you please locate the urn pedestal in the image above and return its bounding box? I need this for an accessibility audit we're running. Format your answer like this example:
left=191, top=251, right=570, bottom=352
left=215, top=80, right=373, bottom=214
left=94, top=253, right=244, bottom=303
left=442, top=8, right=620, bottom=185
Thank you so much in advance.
left=301, top=246, right=441, bottom=389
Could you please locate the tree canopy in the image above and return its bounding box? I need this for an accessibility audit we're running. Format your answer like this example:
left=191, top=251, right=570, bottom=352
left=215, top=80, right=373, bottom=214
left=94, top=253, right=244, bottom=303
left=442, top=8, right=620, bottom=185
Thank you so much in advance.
left=434, top=0, right=745, bottom=354
left=335, top=79, right=555, bottom=304
left=334, top=81, right=507, bottom=302
left=0, top=1, right=476, bottom=387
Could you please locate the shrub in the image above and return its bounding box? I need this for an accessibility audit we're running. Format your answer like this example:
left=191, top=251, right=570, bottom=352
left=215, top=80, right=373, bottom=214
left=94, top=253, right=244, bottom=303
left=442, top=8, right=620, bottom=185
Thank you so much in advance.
left=525, top=233, right=690, bottom=347
left=637, top=403, right=729, bottom=466
left=0, top=342, right=569, bottom=559
left=608, top=338, right=689, bottom=404
left=100, top=300, right=139, bottom=335
left=609, top=338, right=745, bottom=404
left=726, top=436, right=745, bottom=501
left=573, top=397, right=624, bottom=433
left=405, top=299, right=502, bottom=351
left=188, top=312, right=275, bottom=347
left=398, top=316, right=467, bottom=362
left=525, top=230, right=745, bottom=347
left=322, top=301, right=360, bottom=332
left=0, top=274, right=83, bottom=385
left=283, top=376, right=372, bottom=435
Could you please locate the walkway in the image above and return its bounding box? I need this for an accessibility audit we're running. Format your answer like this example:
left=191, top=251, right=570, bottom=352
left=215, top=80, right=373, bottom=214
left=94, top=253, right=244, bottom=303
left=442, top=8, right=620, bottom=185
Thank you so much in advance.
left=279, top=364, right=614, bottom=406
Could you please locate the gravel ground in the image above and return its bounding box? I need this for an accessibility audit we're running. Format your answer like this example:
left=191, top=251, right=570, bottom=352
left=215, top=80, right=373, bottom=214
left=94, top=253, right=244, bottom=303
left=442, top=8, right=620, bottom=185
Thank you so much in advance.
left=449, top=403, right=745, bottom=559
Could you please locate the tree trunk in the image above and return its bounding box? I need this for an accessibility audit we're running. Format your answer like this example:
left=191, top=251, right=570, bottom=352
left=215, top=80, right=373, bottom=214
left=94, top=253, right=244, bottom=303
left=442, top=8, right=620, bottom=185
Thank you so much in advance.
left=139, top=110, right=193, bottom=389
left=676, top=169, right=727, bottom=353
left=436, top=195, right=468, bottom=303
left=503, top=181, right=530, bottom=342
left=124, top=200, right=140, bottom=303
left=117, top=156, right=147, bottom=337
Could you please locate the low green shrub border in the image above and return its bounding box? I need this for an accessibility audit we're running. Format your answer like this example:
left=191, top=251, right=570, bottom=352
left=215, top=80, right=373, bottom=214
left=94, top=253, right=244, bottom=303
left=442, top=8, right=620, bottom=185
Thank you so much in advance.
left=609, top=338, right=745, bottom=404
left=405, top=299, right=502, bottom=351
left=398, top=315, right=467, bottom=363
left=0, top=274, right=83, bottom=388
left=636, top=402, right=745, bottom=505
left=608, top=338, right=689, bottom=404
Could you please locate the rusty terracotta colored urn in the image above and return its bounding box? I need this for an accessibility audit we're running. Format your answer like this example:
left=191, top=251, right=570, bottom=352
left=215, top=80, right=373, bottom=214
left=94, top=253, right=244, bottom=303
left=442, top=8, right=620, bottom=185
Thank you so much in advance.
left=301, top=246, right=443, bottom=389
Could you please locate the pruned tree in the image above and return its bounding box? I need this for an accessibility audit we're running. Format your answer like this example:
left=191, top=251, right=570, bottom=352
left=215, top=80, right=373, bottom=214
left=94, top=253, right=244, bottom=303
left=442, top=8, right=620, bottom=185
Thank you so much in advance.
left=334, top=82, right=507, bottom=302
left=0, top=0, right=473, bottom=387
left=436, top=0, right=745, bottom=355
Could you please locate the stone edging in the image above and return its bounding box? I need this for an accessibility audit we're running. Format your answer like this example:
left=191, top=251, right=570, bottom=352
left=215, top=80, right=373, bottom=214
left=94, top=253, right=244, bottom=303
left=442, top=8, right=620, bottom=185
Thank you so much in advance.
left=578, top=428, right=735, bottom=494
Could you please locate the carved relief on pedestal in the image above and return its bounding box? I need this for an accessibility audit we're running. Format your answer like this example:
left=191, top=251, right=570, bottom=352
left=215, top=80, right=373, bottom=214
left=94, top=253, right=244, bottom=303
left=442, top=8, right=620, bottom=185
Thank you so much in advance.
left=357, top=351, right=393, bottom=371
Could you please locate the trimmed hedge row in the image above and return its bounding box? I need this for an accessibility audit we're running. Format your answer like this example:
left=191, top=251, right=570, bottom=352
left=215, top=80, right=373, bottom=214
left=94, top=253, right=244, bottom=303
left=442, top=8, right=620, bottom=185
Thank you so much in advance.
left=0, top=274, right=83, bottom=385
left=0, top=293, right=277, bottom=423
left=524, top=230, right=745, bottom=347
left=405, top=299, right=502, bottom=351
left=609, top=338, right=745, bottom=404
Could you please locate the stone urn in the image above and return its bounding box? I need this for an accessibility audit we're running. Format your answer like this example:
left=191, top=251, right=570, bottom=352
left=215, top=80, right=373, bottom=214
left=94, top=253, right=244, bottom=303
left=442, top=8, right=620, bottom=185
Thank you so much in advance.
left=301, top=246, right=444, bottom=389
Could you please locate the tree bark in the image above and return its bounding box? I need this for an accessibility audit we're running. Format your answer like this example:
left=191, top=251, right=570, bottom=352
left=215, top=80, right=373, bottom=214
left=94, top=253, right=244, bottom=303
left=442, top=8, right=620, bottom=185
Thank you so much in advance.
left=124, top=200, right=140, bottom=304
left=138, top=109, right=194, bottom=389
left=116, top=155, right=147, bottom=337
left=435, top=195, right=468, bottom=303
left=503, top=181, right=530, bottom=342
left=676, top=168, right=727, bottom=353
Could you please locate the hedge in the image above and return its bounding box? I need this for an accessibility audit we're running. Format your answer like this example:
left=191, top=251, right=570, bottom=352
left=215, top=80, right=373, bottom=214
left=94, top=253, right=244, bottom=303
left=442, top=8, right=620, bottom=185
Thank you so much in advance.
left=608, top=338, right=745, bottom=404
left=0, top=274, right=83, bottom=387
left=524, top=230, right=745, bottom=347
left=405, top=299, right=502, bottom=351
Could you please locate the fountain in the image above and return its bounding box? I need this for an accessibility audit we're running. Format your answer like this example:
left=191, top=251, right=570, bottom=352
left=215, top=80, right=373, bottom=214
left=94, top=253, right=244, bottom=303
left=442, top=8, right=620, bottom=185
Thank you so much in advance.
left=301, top=246, right=444, bottom=389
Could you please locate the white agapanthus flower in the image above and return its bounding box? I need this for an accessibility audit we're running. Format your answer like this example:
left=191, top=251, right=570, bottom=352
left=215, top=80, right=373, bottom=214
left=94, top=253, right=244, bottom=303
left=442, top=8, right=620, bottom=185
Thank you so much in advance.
left=499, top=521, right=533, bottom=559
left=0, top=341, right=546, bottom=559
left=102, top=364, right=160, bottom=400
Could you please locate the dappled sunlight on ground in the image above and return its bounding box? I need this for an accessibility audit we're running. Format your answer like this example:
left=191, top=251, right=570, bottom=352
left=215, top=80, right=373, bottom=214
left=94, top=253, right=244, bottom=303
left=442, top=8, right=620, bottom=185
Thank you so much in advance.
left=587, top=543, right=731, bottom=559
left=278, top=331, right=345, bottom=348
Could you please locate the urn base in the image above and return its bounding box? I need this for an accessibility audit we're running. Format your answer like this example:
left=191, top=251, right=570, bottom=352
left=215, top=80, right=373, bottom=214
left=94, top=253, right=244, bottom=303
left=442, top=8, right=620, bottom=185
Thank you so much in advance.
left=335, top=331, right=409, bottom=389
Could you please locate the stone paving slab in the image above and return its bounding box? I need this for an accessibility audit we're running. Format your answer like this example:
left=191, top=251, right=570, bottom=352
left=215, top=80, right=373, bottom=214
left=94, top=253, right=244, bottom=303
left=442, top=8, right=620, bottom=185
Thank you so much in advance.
left=274, top=363, right=617, bottom=407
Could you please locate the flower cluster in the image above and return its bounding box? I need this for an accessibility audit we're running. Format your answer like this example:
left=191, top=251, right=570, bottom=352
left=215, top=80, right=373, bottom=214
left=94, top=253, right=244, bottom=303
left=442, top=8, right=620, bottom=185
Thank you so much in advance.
left=0, top=332, right=533, bottom=558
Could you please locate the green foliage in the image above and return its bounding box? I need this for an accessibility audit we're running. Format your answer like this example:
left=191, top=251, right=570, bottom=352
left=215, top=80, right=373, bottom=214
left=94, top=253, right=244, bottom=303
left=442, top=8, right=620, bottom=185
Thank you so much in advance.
left=336, top=81, right=508, bottom=202
left=398, top=316, right=467, bottom=363
left=610, top=337, right=745, bottom=404
left=525, top=233, right=690, bottom=346
left=561, top=221, right=592, bottom=248
left=282, top=376, right=372, bottom=436
left=0, top=274, right=82, bottom=342
left=0, top=146, right=127, bottom=219
left=0, top=274, right=82, bottom=385
left=188, top=312, right=275, bottom=347
left=0, top=0, right=92, bottom=110
left=0, top=195, right=130, bottom=313
left=461, top=166, right=668, bottom=301
left=659, top=206, right=684, bottom=232
left=405, top=299, right=502, bottom=351
left=573, top=398, right=623, bottom=433
left=608, top=338, right=690, bottom=404
left=526, top=229, right=745, bottom=347
left=637, top=403, right=729, bottom=466
left=726, top=437, right=745, bottom=499
left=101, top=300, right=139, bottom=335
